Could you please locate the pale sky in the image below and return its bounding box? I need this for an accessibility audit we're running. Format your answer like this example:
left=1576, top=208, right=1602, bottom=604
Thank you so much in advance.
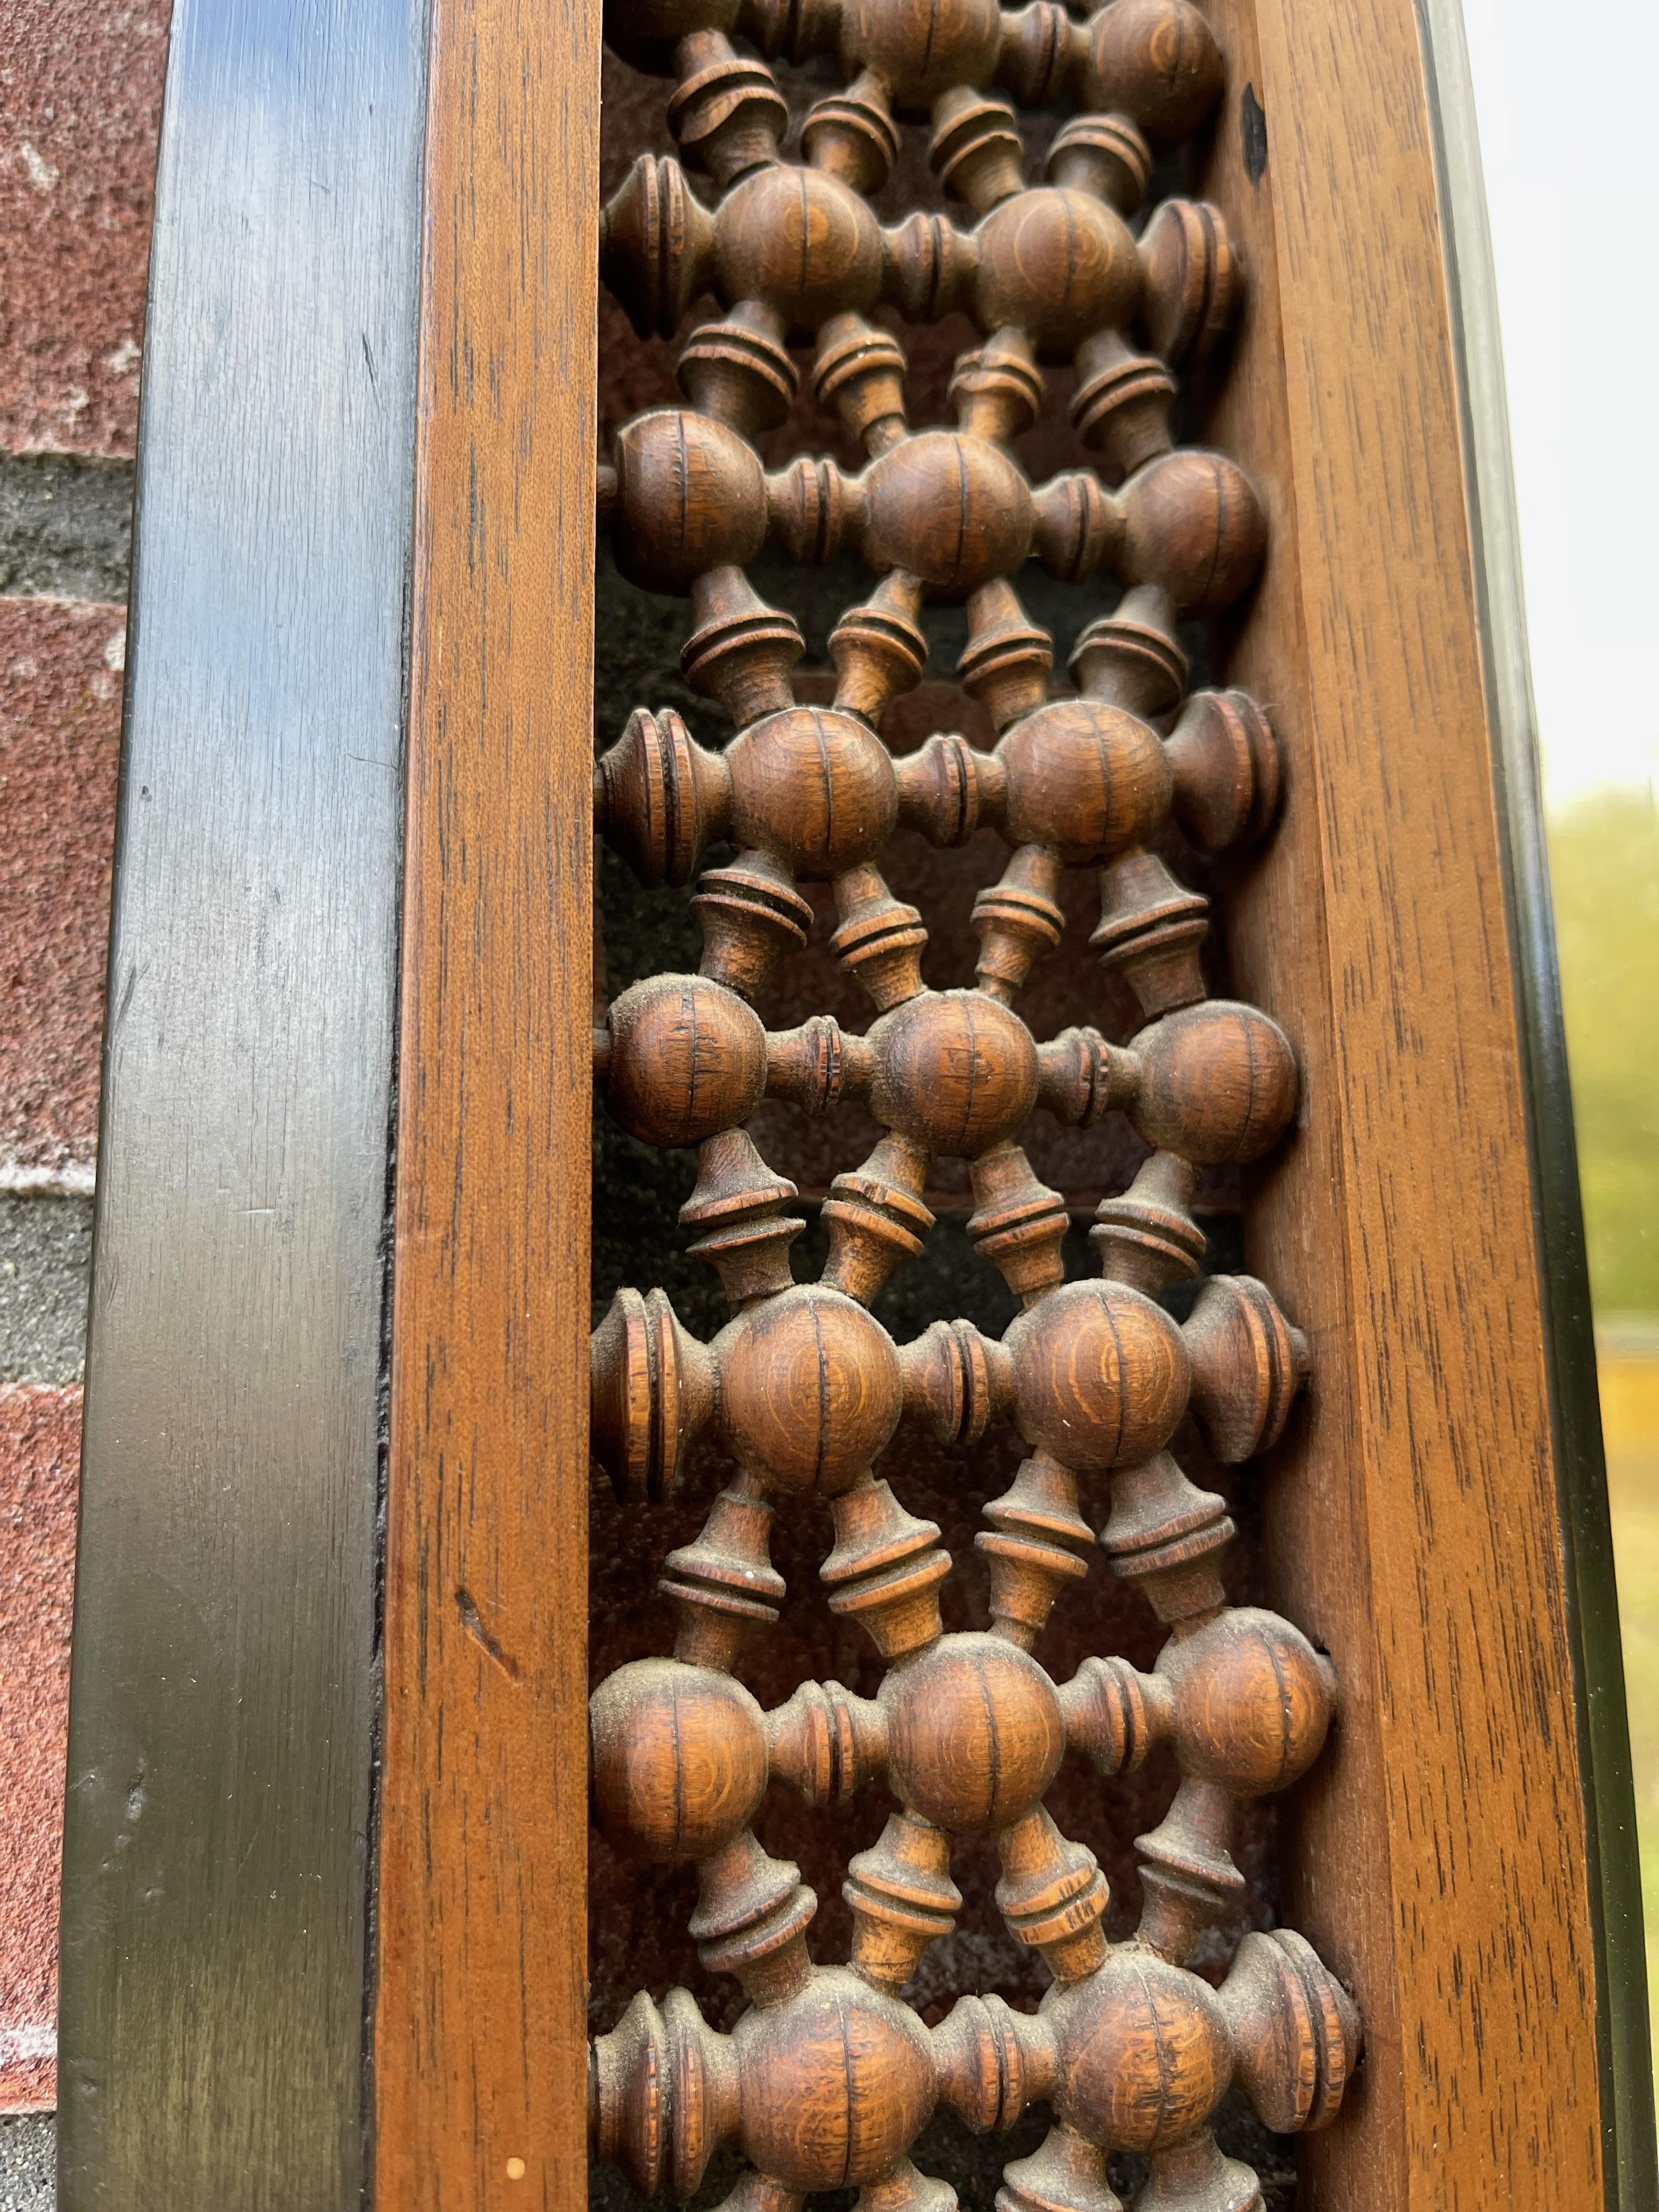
left=1469, top=0, right=1659, bottom=814
left=1461, top=0, right=1659, bottom=811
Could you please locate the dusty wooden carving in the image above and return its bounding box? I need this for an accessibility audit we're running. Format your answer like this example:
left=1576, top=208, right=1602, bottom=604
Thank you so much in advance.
left=588, top=1, right=1359, bottom=2205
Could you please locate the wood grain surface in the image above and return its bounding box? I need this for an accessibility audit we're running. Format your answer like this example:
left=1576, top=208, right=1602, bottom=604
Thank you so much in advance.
left=1199, top=0, right=1607, bottom=2203
left=1417, top=3, right=1655, bottom=2196
left=375, top=0, right=600, bottom=2201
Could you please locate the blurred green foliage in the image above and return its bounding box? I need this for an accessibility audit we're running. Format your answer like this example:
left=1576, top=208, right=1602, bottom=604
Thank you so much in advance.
left=1554, top=786, right=1659, bottom=2098
left=1547, top=788, right=1659, bottom=1316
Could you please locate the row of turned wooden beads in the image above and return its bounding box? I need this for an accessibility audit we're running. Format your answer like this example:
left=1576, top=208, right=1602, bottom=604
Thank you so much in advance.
left=590, top=1201, right=1306, bottom=1501
left=596, top=679, right=1273, bottom=891
left=596, top=1312, right=1303, bottom=1684
left=602, top=156, right=1239, bottom=400
left=602, top=138, right=1238, bottom=342
left=598, top=402, right=1259, bottom=619
left=611, top=0, right=1224, bottom=140
left=591, top=1928, right=1357, bottom=2207
left=593, top=1603, right=1331, bottom=1880
left=599, top=958, right=1293, bottom=1161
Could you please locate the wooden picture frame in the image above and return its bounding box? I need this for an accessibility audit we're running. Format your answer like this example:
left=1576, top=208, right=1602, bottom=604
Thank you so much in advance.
left=60, top=0, right=1653, bottom=2206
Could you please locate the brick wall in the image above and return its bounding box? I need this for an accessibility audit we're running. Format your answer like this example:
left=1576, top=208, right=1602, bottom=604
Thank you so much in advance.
left=0, top=8, right=173, bottom=2187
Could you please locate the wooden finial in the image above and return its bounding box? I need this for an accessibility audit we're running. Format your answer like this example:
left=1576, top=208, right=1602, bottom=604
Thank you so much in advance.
left=590, top=1285, right=716, bottom=1501
left=1183, top=1273, right=1310, bottom=1461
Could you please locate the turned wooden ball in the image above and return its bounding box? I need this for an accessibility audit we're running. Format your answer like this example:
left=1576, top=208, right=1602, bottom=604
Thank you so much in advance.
left=866, top=988, right=1040, bottom=1156
left=589, top=1657, right=769, bottom=1863
left=1084, top=0, right=1224, bottom=147
left=1133, top=1000, right=1297, bottom=1165
left=883, top=1631, right=1065, bottom=1831
left=861, top=430, right=1034, bottom=597
left=836, top=0, right=1002, bottom=109
left=1120, top=449, right=1266, bottom=613
left=716, top=167, right=883, bottom=338
left=613, top=410, right=767, bottom=591
left=972, top=188, right=1142, bottom=357
left=1007, top=1279, right=1190, bottom=1471
left=1050, top=1948, right=1232, bottom=2150
left=605, top=974, right=768, bottom=1148
left=716, top=1285, right=902, bottom=1496
left=734, top=1968, right=937, bottom=2188
left=1157, top=1607, right=1335, bottom=1794
left=727, top=706, right=898, bottom=875
left=997, top=698, right=1172, bottom=863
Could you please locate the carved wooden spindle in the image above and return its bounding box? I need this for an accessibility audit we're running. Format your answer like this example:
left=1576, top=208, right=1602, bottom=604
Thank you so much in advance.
left=586, top=0, right=1361, bottom=2202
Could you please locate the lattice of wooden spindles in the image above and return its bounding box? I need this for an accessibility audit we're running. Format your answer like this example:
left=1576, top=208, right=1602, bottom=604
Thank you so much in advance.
left=585, top=0, right=1361, bottom=2203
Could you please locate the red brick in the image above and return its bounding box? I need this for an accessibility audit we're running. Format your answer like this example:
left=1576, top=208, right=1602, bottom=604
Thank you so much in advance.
left=0, top=1383, right=80, bottom=2112
left=0, top=599, right=123, bottom=1180
left=1, top=1, right=173, bottom=456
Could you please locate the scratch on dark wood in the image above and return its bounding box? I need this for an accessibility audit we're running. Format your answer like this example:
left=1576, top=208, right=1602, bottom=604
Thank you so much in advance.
left=455, top=1587, right=522, bottom=1681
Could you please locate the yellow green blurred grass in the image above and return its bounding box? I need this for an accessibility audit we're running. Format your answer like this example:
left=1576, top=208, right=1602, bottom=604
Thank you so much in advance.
left=1600, top=1340, right=1659, bottom=2023
left=1550, top=785, right=1659, bottom=2092
left=1549, top=794, right=1659, bottom=1317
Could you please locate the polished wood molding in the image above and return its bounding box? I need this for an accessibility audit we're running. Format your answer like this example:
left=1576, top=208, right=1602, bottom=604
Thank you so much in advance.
left=375, top=0, right=600, bottom=2203
left=1419, top=1, right=1655, bottom=2188
left=1198, top=0, right=1613, bottom=2204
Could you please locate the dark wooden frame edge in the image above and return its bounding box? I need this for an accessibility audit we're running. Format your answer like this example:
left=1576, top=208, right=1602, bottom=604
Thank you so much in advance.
left=58, top=1, right=430, bottom=2203
left=1417, top=4, right=1657, bottom=2200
